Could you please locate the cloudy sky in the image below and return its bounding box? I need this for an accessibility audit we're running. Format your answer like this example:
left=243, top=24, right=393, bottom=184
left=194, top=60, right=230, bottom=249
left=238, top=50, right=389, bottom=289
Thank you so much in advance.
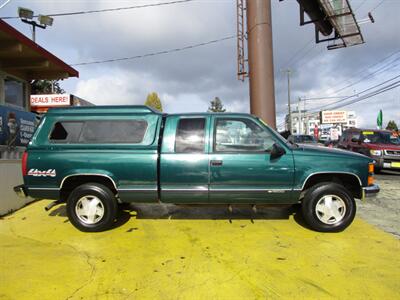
left=1, top=0, right=399, bottom=129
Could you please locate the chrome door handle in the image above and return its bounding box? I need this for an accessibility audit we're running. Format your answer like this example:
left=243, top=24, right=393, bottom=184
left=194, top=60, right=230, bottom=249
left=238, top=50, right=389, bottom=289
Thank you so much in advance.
left=210, top=160, right=223, bottom=166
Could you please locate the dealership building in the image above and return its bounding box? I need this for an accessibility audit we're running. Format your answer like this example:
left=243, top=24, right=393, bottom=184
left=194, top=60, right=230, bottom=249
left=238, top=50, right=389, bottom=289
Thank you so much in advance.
left=0, top=19, right=79, bottom=214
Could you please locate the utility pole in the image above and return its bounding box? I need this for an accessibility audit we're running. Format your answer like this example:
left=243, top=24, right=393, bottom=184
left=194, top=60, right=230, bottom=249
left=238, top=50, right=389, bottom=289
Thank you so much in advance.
left=246, top=0, right=276, bottom=129
left=298, top=97, right=302, bottom=134
left=282, top=69, right=292, bottom=133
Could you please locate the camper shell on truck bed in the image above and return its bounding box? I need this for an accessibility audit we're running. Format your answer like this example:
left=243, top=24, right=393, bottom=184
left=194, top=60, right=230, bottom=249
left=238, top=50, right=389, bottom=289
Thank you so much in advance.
left=15, top=105, right=379, bottom=232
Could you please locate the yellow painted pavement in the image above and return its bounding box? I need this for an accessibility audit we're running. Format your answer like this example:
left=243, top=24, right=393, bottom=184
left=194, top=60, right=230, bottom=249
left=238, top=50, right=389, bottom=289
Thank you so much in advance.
left=0, top=201, right=399, bottom=300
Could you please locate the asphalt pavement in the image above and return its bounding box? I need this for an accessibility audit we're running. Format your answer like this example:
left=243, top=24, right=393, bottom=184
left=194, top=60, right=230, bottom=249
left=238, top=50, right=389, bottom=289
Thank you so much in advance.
left=357, top=170, right=400, bottom=238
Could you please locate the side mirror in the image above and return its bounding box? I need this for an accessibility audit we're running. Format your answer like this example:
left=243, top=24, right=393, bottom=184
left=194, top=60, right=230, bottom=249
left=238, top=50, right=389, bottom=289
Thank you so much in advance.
left=270, top=143, right=286, bottom=159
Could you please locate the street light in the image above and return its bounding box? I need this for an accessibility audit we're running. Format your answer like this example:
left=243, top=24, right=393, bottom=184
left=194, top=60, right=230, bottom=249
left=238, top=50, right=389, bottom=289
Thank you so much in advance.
left=38, top=15, right=53, bottom=26
left=18, top=7, right=34, bottom=19
left=18, top=7, right=53, bottom=42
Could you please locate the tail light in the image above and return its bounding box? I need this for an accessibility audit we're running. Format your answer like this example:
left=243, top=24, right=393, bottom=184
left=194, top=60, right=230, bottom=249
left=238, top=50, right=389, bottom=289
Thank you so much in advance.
left=21, top=151, right=28, bottom=176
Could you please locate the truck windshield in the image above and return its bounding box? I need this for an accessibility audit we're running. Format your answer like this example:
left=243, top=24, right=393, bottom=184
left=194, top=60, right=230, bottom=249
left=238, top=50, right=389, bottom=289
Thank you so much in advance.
left=295, top=135, right=316, bottom=143
left=362, top=131, right=400, bottom=145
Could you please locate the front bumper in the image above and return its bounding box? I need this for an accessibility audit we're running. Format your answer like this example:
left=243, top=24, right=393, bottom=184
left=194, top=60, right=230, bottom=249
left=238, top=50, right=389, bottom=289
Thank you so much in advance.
left=362, top=184, right=380, bottom=200
left=370, top=155, right=400, bottom=170
left=14, top=184, right=28, bottom=198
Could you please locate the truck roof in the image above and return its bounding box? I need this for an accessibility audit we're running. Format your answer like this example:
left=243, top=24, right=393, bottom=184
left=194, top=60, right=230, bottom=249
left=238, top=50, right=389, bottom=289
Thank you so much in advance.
left=46, top=105, right=162, bottom=115
left=46, top=105, right=255, bottom=118
left=168, top=112, right=254, bottom=117
left=345, top=128, right=392, bottom=133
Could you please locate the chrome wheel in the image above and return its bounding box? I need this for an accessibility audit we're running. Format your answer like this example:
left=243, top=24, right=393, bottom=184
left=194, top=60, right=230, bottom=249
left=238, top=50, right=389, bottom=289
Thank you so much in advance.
left=315, top=195, right=346, bottom=225
left=75, top=195, right=105, bottom=225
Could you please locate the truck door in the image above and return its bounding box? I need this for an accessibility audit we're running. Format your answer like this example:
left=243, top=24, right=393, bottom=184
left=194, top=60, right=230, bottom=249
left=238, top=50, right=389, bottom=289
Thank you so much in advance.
left=160, top=115, right=209, bottom=203
left=209, top=116, right=295, bottom=204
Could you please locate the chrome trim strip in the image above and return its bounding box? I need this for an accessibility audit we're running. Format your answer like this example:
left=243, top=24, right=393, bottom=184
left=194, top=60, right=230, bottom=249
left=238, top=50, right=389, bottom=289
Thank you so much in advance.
left=162, top=186, right=208, bottom=192
left=211, top=188, right=291, bottom=192
left=60, top=173, right=118, bottom=190
left=118, top=188, right=157, bottom=191
left=384, top=150, right=400, bottom=156
left=300, top=172, right=362, bottom=191
left=162, top=188, right=292, bottom=192
left=162, top=189, right=208, bottom=192
left=29, top=187, right=59, bottom=191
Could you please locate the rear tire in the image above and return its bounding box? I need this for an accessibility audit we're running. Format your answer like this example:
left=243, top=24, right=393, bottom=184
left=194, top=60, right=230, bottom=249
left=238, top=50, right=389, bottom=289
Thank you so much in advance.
left=301, top=182, right=356, bottom=232
left=66, top=183, right=118, bottom=232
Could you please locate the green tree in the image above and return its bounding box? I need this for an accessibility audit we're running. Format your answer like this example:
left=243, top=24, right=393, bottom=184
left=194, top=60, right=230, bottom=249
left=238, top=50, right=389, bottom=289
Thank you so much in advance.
left=30, top=80, right=65, bottom=94
left=208, top=97, right=226, bottom=112
left=145, top=92, right=163, bottom=112
left=386, top=120, right=398, bottom=131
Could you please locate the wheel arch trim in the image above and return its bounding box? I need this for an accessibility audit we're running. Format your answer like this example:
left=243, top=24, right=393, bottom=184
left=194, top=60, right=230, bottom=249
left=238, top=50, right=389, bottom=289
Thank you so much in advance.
left=60, top=173, right=118, bottom=191
left=300, top=172, right=362, bottom=191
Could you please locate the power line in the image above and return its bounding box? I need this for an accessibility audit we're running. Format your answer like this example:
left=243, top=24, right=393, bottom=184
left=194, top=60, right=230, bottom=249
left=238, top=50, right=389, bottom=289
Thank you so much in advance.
left=298, top=50, right=400, bottom=107
left=354, top=0, right=368, bottom=12
left=369, top=0, right=385, bottom=13
left=0, top=0, right=195, bottom=19
left=301, top=96, right=356, bottom=101
left=310, top=74, right=400, bottom=112
left=328, top=49, right=400, bottom=91
left=330, top=55, right=400, bottom=95
left=280, top=37, right=314, bottom=69
left=319, top=74, right=400, bottom=110
left=328, top=81, right=400, bottom=110
left=71, top=35, right=236, bottom=66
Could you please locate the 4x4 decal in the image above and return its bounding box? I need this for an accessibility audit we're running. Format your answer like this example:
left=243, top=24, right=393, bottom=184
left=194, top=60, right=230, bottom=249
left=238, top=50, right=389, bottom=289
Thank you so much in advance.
left=28, top=169, right=56, bottom=177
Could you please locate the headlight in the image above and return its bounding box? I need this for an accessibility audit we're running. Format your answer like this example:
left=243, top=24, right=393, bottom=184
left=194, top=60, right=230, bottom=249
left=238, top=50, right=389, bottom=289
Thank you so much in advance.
left=370, top=150, right=382, bottom=156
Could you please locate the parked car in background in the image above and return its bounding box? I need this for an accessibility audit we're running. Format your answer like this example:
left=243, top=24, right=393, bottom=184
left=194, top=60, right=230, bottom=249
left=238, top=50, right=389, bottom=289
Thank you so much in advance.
left=338, top=128, right=400, bottom=171
left=287, top=134, right=317, bottom=145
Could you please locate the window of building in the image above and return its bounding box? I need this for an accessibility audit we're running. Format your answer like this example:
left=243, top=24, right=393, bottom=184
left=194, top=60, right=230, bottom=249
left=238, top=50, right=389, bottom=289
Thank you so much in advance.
left=175, top=118, right=206, bottom=153
left=4, top=77, right=25, bottom=108
left=214, top=118, right=275, bottom=152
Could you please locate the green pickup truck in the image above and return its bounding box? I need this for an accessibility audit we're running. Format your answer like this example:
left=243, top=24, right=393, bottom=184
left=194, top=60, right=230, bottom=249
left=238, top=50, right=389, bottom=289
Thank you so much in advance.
left=14, top=106, right=379, bottom=232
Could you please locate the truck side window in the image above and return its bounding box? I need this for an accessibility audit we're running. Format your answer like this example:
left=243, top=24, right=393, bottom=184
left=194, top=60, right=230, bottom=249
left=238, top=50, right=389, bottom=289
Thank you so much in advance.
left=79, top=120, right=148, bottom=144
left=49, top=122, right=83, bottom=143
left=215, top=118, right=274, bottom=152
left=175, top=118, right=205, bottom=153
left=49, top=120, right=148, bottom=144
left=351, top=133, right=360, bottom=142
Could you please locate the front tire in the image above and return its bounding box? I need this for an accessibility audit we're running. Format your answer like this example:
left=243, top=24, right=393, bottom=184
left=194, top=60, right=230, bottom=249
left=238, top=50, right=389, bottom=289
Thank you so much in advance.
left=66, top=183, right=118, bottom=232
left=301, top=183, right=356, bottom=232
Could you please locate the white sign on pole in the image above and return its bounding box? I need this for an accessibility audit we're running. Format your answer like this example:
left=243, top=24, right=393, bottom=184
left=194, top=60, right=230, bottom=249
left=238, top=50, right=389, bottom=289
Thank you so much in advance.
left=321, top=111, right=347, bottom=124
left=330, top=128, right=339, bottom=141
